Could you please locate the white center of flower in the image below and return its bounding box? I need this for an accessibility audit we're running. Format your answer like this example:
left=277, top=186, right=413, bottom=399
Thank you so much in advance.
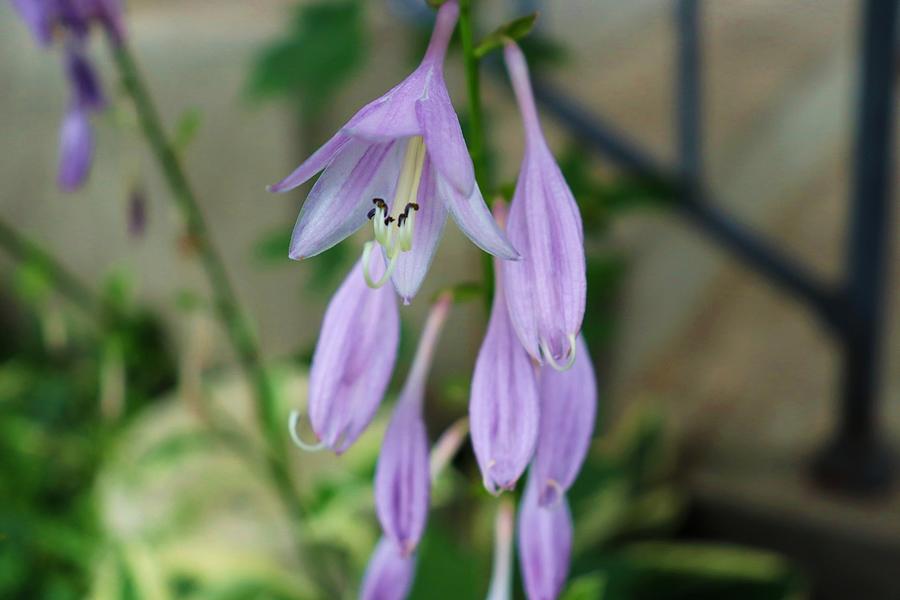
left=362, top=135, right=426, bottom=288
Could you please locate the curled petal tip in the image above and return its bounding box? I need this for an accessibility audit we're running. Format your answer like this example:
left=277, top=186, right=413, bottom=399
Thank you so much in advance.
left=538, top=479, right=563, bottom=508
left=540, top=333, right=578, bottom=372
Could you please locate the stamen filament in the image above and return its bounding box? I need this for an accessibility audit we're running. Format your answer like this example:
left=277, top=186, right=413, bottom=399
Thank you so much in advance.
left=362, top=241, right=400, bottom=288
left=288, top=410, right=327, bottom=452
left=540, top=333, right=578, bottom=371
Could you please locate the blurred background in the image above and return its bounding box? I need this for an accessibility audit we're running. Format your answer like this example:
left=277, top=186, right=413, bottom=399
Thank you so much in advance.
left=1, top=0, right=898, bottom=598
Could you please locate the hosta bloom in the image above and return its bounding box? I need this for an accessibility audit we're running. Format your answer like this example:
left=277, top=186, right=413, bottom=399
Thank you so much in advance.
left=502, top=41, right=586, bottom=370
left=531, top=336, right=597, bottom=506
left=268, top=0, right=518, bottom=303
left=375, top=295, right=451, bottom=554
left=289, top=259, right=399, bottom=454
left=360, top=537, right=415, bottom=600
left=471, top=205, right=539, bottom=494
left=518, top=478, right=573, bottom=600
left=11, top=0, right=123, bottom=191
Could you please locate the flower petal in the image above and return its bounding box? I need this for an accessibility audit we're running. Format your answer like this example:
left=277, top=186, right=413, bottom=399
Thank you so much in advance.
left=503, top=145, right=585, bottom=362
left=532, top=336, right=597, bottom=506
left=375, top=399, right=430, bottom=555
left=470, top=260, right=539, bottom=494
left=437, top=175, right=519, bottom=261
left=518, top=478, right=573, bottom=600
left=416, top=71, right=474, bottom=196
left=360, top=537, right=416, bottom=600
left=289, top=139, right=404, bottom=260
left=390, top=158, right=448, bottom=304
left=11, top=0, right=56, bottom=46
left=268, top=131, right=352, bottom=193
left=342, top=67, right=429, bottom=142
left=64, top=43, right=105, bottom=111
left=308, top=259, right=399, bottom=453
left=57, top=105, right=93, bottom=192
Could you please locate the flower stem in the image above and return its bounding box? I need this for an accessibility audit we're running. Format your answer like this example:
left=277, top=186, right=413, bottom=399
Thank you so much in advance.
left=458, top=0, right=496, bottom=307
left=107, top=40, right=304, bottom=524
left=0, top=215, right=101, bottom=319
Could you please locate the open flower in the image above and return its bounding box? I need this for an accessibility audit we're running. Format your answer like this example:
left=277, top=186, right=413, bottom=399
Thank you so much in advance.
left=470, top=203, right=540, bottom=494
left=518, top=477, right=573, bottom=600
left=501, top=41, right=586, bottom=370
left=531, top=336, right=597, bottom=506
left=375, top=295, right=451, bottom=554
left=289, top=258, right=399, bottom=454
left=268, top=0, right=518, bottom=303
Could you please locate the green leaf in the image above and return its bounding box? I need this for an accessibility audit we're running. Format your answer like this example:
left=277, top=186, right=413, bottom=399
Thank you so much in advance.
left=246, top=0, right=366, bottom=116
left=474, top=12, right=539, bottom=59
left=253, top=227, right=292, bottom=265
left=13, top=261, right=52, bottom=306
left=171, top=108, right=203, bottom=154
left=561, top=573, right=607, bottom=600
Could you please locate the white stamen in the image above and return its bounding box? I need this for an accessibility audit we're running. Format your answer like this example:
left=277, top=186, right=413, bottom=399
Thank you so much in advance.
left=362, top=241, right=400, bottom=288
left=288, top=410, right=327, bottom=452
left=540, top=333, right=578, bottom=371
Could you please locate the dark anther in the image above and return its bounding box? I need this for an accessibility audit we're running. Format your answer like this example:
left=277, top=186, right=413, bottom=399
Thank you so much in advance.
left=373, top=197, right=385, bottom=206
left=367, top=208, right=377, bottom=220
left=398, top=213, right=408, bottom=227
left=384, top=216, right=395, bottom=226
left=409, top=203, right=419, bottom=212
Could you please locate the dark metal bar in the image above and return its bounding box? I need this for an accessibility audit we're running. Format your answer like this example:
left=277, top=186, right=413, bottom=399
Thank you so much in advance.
left=814, top=0, right=898, bottom=492
left=676, top=0, right=703, bottom=182
left=527, top=73, right=843, bottom=333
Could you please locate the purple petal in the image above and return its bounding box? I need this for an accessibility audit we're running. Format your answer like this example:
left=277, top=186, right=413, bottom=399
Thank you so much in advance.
left=470, top=260, right=539, bottom=494
left=518, top=478, right=572, bottom=600
left=289, top=139, right=404, bottom=260
left=307, top=259, right=399, bottom=453
left=390, top=157, right=448, bottom=304
left=415, top=71, right=474, bottom=196
left=502, top=43, right=586, bottom=364
left=268, top=132, right=352, bottom=193
left=57, top=105, right=93, bottom=192
left=360, top=537, right=416, bottom=600
left=11, top=0, right=56, bottom=46
left=375, top=399, right=430, bottom=555
left=342, top=67, right=428, bottom=142
left=437, top=175, right=519, bottom=261
left=502, top=144, right=585, bottom=363
left=532, top=336, right=597, bottom=506
left=85, top=0, right=126, bottom=44
left=64, top=43, right=105, bottom=111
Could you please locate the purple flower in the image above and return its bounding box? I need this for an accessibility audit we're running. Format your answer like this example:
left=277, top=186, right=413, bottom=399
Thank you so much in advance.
left=10, top=0, right=56, bottom=45
left=268, top=0, right=518, bottom=303
left=518, top=478, right=572, bottom=600
left=375, top=295, right=451, bottom=554
left=289, top=258, right=399, bottom=454
left=57, top=104, right=93, bottom=192
left=11, top=0, right=125, bottom=45
left=501, top=41, right=586, bottom=370
left=360, top=537, right=416, bottom=600
left=470, top=205, right=540, bottom=494
left=531, top=335, right=597, bottom=507
left=64, top=42, right=105, bottom=110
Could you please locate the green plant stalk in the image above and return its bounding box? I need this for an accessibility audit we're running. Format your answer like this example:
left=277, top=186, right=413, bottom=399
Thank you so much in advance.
left=108, top=41, right=305, bottom=526
left=0, top=216, right=101, bottom=319
left=459, top=0, right=496, bottom=307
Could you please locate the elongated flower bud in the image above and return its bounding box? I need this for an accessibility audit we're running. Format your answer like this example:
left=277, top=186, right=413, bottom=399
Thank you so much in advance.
left=518, top=478, right=572, bottom=600
left=57, top=105, right=93, bottom=192
left=300, top=259, right=399, bottom=454
left=471, top=203, right=539, bottom=494
left=375, top=295, right=451, bottom=554
left=531, top=336, right=597, bottom=506
left=360, top=537, right=416, bottom=600
left=501, top=41, right=586, bottom=371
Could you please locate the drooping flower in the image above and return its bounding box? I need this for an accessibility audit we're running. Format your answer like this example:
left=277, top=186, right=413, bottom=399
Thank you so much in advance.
left=470, top=203, right=539, bottom=494
left=518, top=477, right=573, bottom=600
left=359, top=537, right=416, bottom=600
left=501, top=41, right=586, bottom=370
left=531, top=335, right=597, bottom=506
left=268, top=0, right=518, bottom=303
left=486, top=499, right=515, bottom=600
left=289, top=258, right=399, bottom=454
left=11, top=0, right=123, bottom=191
left=375, top=294, right=451, bottom=554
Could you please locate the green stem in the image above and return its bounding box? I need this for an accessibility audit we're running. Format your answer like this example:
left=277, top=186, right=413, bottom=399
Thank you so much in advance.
left=0, top=216, right=101, bottom=319
left=108, top=41, right=305, bottom=525
left=459, top=0, right=495, bottom=307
